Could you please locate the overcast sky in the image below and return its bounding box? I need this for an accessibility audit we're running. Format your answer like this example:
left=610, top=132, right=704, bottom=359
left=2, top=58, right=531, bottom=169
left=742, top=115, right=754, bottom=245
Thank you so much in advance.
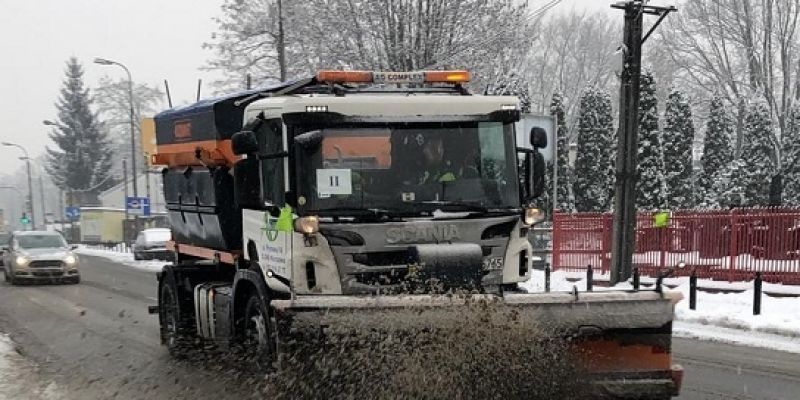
left=0, top=0, right=633, bottom=174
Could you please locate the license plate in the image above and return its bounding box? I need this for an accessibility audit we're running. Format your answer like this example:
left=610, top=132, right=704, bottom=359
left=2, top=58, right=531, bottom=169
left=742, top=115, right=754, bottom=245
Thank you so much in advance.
left=482, top=257, right=503, bottom=270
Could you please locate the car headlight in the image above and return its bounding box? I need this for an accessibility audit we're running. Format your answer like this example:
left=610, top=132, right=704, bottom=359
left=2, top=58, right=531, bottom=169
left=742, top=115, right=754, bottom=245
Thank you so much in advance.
left=15, top=256, right=30, bottom=267
left=64, top=254, right=78, bottom=265
left=524, top=208, right=545, bottom=226
left=294, top=216, right=319, bottom=235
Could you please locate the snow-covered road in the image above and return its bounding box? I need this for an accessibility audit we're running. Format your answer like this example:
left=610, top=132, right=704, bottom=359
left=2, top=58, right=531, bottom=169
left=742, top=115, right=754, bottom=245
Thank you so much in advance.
left=0, top=334, right=61, bottom=400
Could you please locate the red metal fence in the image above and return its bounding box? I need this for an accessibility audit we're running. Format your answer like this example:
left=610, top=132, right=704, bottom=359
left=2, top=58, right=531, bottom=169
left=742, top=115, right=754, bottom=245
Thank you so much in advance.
left=552, top=208, right=800, bottom=284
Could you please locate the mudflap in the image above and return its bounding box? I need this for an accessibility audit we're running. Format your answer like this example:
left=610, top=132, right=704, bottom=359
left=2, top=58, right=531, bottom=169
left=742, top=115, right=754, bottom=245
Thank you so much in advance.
left=271, top=290, right=683, bottom=399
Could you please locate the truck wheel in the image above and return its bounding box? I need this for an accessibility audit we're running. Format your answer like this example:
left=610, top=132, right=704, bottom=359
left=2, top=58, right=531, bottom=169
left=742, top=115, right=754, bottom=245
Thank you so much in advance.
left=159, top=273, right=196, bottom=357
left=242, top=291, right=276, bottom=368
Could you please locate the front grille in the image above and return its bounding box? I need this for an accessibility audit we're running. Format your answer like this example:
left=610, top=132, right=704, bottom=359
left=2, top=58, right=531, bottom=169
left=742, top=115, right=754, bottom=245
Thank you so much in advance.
left=32, top=271, right=64, bottom=277
left=29, top=260, right=63, bottom=268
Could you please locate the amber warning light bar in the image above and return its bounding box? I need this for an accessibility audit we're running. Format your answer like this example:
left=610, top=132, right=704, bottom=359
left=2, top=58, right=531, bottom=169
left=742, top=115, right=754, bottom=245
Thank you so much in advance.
left=316, top=70, right=470, bottom=84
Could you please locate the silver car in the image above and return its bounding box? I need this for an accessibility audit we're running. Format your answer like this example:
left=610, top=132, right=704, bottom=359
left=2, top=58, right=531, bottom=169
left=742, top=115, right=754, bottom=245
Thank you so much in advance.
left=2, top=231, right=80, bottom=285
left=133, top=228, right=173, bottom=261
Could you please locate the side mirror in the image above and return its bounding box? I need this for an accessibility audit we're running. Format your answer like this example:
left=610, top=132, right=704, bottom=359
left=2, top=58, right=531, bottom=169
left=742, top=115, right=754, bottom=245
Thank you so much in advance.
left=293, top=130, right=323, bottom=149
left=70, top=244, right=79, bottom=250
left=232, top=130, right=259, bottom=155
left=530, top=127, right=547, bottom=149
left=522, top=150, right=546, bottom=203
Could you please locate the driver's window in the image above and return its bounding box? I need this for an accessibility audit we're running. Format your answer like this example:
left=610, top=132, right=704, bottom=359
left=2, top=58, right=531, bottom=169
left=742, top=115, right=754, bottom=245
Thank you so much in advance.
left=258, top=118, right=285, bottom=206
left=477, top=122, right=506, bottom=180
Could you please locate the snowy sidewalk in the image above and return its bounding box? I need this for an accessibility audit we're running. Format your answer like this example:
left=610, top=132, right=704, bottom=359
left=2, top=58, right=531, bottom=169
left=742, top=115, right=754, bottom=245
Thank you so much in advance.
left=0, top=334, right=61, bottom=400
left=522, top=270, right=800, bottom=353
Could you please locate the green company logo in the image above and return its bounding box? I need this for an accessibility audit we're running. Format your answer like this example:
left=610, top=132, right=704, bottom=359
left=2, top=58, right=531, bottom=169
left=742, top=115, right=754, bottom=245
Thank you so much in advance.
left=261, top=206, right=293, bottom=242
left=261, top=213, right=279, bottom=241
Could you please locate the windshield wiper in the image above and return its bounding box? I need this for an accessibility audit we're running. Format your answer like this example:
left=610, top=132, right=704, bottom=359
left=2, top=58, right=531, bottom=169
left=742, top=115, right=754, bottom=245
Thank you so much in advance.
left=419, top=201, right=520, bottom=216
left=420, top=201, right=489, bottom=213
left=314, top=207, right=394, bottom=219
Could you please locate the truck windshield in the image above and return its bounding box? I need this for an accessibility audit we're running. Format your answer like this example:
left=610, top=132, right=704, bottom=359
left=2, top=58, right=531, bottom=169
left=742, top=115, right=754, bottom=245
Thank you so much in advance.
left=296, top=121, right=520, bottom=217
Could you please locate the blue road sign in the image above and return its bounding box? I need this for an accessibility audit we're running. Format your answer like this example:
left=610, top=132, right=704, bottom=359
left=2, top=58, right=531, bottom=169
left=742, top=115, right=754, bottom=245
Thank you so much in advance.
left=126, top=197, right=151, bottom=217
left=65, top=207, right=81, bottom=220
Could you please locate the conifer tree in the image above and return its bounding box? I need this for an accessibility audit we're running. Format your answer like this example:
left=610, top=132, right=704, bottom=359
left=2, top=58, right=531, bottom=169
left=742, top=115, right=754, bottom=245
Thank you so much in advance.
left=662, top=89, right=695, bottom=208
left=45, top=57, right=116, bottom=205
left=738, top=100, right=778, bottom=206
left=573, top=87, right=615, bottom=212
left=782, top=105, right=800, bottom=205
left=635, top=71, right=666, bottom=210
left=550, top=93, right=574, bottom=211
left=699, top=96, right=733, bottom=206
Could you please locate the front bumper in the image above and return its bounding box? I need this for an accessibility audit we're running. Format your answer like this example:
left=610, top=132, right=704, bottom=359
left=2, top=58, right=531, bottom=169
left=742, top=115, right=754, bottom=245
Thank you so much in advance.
left=14, top=267, right=79, bottom=282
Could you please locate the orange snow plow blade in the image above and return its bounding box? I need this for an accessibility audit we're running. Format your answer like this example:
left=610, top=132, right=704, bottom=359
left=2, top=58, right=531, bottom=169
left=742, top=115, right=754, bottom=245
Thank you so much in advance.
left=271, top=290, right=684, bottom=399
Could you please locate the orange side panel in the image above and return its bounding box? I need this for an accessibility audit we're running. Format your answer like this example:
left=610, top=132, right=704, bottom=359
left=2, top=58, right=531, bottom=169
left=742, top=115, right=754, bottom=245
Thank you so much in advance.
left=575, top=339, right=672, bottom=373
left=167, top=241, right=240, bottom=265
left=153, top=139, right=240, bottom=168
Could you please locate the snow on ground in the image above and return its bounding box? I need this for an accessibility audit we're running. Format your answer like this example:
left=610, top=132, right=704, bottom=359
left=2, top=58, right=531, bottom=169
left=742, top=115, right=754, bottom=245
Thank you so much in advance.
left=521, top=269, right=800, bottom=353
left=75, top=246, right=167, bottom=272
left=0, top=334, right=61, bottom=399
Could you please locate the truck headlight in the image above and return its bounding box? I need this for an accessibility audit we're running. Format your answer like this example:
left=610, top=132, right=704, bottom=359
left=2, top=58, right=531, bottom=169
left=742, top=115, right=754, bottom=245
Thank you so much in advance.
left=524, top=208, right=545, bottom=226
left=64, top=254, right=78, bottom=266
left=294, top=216, right=320, bottom=235
left=15, top=256, right=30, bottom=267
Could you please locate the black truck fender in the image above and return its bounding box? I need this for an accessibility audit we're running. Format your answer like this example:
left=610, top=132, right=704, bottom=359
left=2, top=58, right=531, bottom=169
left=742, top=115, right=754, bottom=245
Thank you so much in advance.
left=230, top=268, right=272, bottom=339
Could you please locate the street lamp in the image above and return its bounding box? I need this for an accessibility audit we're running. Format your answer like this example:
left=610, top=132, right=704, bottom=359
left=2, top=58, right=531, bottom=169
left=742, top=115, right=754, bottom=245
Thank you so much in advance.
left=94, top=57, right=138, bottom=206
left=2, top=142, right=35, bottom=229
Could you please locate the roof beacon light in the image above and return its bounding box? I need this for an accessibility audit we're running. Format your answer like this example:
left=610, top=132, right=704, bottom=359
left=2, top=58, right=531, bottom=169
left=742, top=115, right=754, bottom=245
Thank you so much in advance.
left=316, top=70, right=373, bottom=83
left=316, top=70, right=470, bottom=85
left=424, top=70, right=470, bottom=83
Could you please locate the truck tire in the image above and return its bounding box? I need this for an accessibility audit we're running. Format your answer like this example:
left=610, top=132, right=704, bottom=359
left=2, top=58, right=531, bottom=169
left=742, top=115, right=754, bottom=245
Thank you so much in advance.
left=242, top=290, right=277, bottom=368
left=159, top=272, right=197, bottom=357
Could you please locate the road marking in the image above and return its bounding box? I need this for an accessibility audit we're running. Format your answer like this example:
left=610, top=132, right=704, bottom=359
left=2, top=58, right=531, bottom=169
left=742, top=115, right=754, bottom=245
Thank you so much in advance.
left=146, top=297, right=157, bottom=302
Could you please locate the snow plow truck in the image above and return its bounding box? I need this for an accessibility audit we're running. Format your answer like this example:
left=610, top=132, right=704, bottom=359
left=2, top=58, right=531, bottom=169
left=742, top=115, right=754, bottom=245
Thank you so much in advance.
left=150, top=70, right=683, bottom=398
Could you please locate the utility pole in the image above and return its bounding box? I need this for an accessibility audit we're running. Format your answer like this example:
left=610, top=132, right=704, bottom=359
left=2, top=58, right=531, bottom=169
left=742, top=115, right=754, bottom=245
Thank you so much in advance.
left=609, top=1, right=675, bottom=285
left=60, top=189, right=65, bottom=230
left=94, top=58, right=138, bottom=207
left=123, top=159, right=129, bottom=221
left=277, top=0, right=286, bottom=81
left=38, top=172, right=46, bottom=228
